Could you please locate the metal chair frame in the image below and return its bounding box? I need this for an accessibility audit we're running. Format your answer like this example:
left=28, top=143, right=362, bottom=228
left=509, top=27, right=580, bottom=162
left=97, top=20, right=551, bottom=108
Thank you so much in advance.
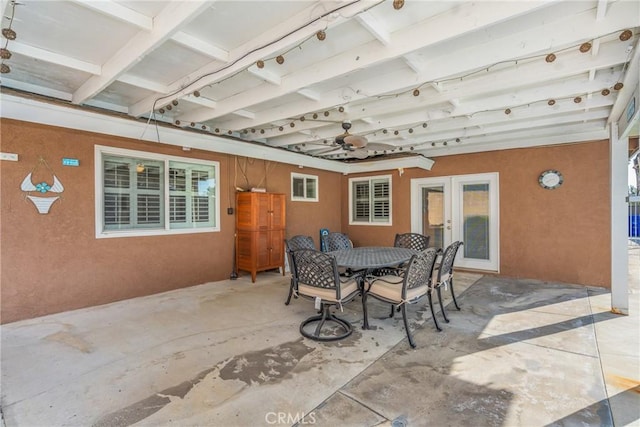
left=284, top=235, right=316, bottom=305
left=321, top=232, right=353, bottom=252
left=434, top=241, right=464, bottom=322
left=362, top=248, right=440, bottom=348
left=292, top=248, right=360, bottom=341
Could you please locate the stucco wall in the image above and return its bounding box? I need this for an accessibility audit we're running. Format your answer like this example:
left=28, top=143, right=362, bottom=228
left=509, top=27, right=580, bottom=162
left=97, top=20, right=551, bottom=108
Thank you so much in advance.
left=0, top=119, right=342, bottom=323
left=343, top=141, right=611, bottom=288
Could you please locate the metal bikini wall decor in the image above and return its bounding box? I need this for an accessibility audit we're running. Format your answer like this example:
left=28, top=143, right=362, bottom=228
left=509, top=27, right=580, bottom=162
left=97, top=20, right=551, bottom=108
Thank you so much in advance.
left=20, top=157, right=64, bottom=214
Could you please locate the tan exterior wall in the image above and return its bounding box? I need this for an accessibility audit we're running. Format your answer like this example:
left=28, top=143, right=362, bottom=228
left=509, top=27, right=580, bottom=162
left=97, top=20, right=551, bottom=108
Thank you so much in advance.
left=343, top=141, right=611, bottom=288
left=0, top=119, right=342, bottom=323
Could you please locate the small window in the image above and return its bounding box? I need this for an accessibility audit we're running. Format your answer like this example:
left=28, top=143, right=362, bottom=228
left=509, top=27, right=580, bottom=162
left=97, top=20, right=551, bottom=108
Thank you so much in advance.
left=96, top=146, right=219, bottom=238
left=349, top=175, right=392, bottom=225
left=291, top=172, right=318, bottom=202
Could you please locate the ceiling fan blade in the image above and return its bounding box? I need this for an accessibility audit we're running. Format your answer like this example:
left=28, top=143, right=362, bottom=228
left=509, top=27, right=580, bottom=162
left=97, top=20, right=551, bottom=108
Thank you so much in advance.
left=343, top=134, right=367, bottom=148
left=350, top=148, right=370, bottom=159
left=366, top=142, right=396, bottom=151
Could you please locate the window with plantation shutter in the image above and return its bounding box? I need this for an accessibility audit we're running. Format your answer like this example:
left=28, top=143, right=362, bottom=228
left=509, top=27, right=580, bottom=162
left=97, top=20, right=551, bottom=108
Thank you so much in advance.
left=349, top=175, right=392, bottom=225
left=96, top=146, right=219, bottom=238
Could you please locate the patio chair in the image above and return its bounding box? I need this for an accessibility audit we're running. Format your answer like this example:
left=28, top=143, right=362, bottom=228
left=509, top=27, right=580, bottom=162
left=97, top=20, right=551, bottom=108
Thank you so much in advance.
left=394, top=232, right=430, bottom=251
left=362, top=247, right=440, bottom=348
left=284, top=235, right=316, bottom=305
left=321, top=232, right=353, bottom=252
left=434, top=240, right=464, bottom=323
left=292, top=248, right=360, bottom=341
left=375, top=232, right=432, bottom=277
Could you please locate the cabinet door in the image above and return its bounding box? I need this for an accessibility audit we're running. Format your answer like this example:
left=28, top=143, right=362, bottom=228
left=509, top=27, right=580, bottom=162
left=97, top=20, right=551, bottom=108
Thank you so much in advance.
left=256, top=193, right=271, bottom=230
left=256, top=231, right=270, bottom=268
left=269, top=229, right=285, bottom=266
left=269, top=194, right=286, bottom=229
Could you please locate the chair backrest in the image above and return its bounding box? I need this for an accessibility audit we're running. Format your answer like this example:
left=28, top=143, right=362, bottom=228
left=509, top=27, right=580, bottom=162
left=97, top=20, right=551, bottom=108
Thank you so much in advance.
left=394, top=233, right=430, bottom=251
left=437, top=241, right=464, bottom=281
left=322, top=232, right=353, bottom=252
left=285, top=235, right=316, bottom=277
left=402, top=248, right=439, bottom=298
left=291, top=249, right=342, bottom=299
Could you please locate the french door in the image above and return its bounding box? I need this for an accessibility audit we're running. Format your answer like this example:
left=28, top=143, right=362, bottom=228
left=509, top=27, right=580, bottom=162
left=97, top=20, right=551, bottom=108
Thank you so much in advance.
left=410, top=173, right=499, bottom=271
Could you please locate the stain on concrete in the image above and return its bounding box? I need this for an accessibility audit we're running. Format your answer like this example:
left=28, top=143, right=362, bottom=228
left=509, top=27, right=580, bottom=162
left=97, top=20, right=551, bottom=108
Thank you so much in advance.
left=93, top=394, right=171, bottom=427
left=93, top=339, right=312, bottom=426
left=45, top=330, right=93, bottom=353
left=219, top=338, right=314, bottom=385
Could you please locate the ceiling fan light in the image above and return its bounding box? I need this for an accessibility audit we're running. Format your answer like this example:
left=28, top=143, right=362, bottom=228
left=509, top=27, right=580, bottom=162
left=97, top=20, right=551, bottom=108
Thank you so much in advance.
left=619, top=29, right=632, bottom=41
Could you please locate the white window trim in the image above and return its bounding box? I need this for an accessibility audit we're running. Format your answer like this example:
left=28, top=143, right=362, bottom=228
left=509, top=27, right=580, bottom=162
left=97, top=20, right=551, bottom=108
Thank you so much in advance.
left=348, top=174, right=392, bottom=226
left=291, top=172, right=319, bottom=202
left=95, top=145, right=220, bottom=238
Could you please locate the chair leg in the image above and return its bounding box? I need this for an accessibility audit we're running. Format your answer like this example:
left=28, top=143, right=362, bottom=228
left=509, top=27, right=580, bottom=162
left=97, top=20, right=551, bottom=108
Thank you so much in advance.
left=285, top=278, right=294, bottom=305
left=450, top=278, right=461, bottom=310
left=401, top=304, right=416, bottom=348
left=314, top=305, right=329, bottom=337
left=436, top=285, right=450, bottom=323
left=389, top=304, right=395, bottom=318
left=427, top=291, right=442, bottom=332
left=362, top=292, right=370, bottom=329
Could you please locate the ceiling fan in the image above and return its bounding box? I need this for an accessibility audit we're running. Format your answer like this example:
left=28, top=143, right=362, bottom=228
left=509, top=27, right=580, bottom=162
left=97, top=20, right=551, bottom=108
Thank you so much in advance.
left=303, top=121, right=396, bottom=159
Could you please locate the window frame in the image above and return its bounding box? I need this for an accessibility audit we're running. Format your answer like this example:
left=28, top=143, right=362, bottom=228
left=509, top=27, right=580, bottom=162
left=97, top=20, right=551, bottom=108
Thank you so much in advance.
left=95, top=145, right=220, bottom=238
left=290, top=172, right=319, bottom=202
left=348, top=174, right=392, bottom=226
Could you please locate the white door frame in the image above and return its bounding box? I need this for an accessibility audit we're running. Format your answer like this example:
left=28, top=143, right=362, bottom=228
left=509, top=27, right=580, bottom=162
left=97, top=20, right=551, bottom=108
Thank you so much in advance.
left=411, top=172, right=500, bottom=272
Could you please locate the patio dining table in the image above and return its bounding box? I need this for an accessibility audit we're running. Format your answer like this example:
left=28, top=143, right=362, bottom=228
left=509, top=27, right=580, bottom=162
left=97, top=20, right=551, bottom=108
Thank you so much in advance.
left=328, top=246, right=417, bottom=271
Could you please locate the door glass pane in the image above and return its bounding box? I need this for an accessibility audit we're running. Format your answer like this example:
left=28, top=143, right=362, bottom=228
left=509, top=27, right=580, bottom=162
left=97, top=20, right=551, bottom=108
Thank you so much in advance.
left=422, top=186, right=444, bottom=249
left=463, top=183, right=489, bottom=260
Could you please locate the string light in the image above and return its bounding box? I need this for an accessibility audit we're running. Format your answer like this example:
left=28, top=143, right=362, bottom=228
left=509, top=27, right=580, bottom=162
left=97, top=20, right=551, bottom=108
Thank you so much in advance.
left=316, top=30, right=326, bottom=41
left=276, top=55, right=285, bottom=64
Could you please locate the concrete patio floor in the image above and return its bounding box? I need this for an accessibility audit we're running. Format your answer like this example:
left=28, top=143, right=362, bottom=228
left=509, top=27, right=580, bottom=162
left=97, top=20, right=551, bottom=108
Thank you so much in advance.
left=1, top=245, right=638, bottom=427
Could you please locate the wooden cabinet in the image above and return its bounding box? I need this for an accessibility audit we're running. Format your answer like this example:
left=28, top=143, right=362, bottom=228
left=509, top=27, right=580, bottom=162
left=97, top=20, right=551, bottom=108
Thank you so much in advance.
left=235, top=192, right=286, bottom=282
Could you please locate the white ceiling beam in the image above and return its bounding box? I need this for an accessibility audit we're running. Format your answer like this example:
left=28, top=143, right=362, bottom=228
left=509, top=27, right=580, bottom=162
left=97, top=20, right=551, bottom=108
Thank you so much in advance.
left=417, top=128, right=609, bottom=158
left=129, top=1, right=378, bottom=118
left=182, top=94, right=217, bottom=109
left=596, top=0, right=608, bottom=21
left=232, top=109, right=255, bottom=119
left=1, top=78, right=72, bottom=101
left=72, top=1, right=214, bottom=106
left=264, top=42, right=626, bottom=146
left=409, top=109, right=611, bottom=148
left=117, top=74, right=169, bottom=93
left=171, top=31, right=229, bottom=62
left=182, top=1, right=553, bottom=124
left=402, top=54, right=423, bottom=75
left=247, top=65, right=282, bottom=85
left=297, top=89, right=321, bottom=101
left=608, top=38, right=640, bottom=124
left=214, top=0, right=635, bottom=131
left=69, top=0, right=153, bottom=30
left=355, top=11, right=391, bottom=46
left=8, top=41, right=101, bottom=75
